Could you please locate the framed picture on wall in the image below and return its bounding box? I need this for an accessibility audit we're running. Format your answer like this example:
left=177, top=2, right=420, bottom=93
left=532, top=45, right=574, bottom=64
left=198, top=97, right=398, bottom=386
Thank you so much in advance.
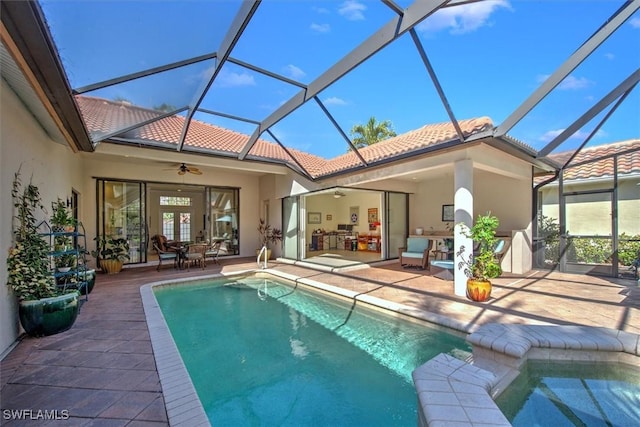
left=442, top=204, right=454, bottom=222
left=308, top=212, right=321, bottom=224
left=349, top=206, right=359, bottom=225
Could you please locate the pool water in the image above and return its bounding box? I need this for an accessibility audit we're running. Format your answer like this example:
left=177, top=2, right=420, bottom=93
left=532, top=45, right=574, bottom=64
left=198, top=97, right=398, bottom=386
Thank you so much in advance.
left=154, top=276, right=471, bottom=426
left=495, top=360, right=640, bottom=426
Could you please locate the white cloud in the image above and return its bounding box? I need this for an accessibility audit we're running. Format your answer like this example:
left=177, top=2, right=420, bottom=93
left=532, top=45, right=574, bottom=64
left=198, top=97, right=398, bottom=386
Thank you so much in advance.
left=284, top=64, right=306, bottom=80
left=312, top=6, right=330, bottom=14
left=604, top=52, right=615, bottom=60
left=418, top=0, right=511, bottom=34
left=310, top=22, right=330, bottom=33
left=338, top=0, right=366, bottom=21
left=536, top=74, right=593, bottom=90
left=217, top=70, right=256, bottom=88
left=324, top=96, right=347, bottom=106
left=630, top=17, right=640, bottom=28
left=538, top=128, right=606, bottom=143
left=558, top=75, right=592, bottom=90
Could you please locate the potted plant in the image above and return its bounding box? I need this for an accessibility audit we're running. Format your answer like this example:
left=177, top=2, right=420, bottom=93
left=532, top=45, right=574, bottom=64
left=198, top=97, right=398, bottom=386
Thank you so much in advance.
left=456, top=212, right=502, bottom=302
left=50, top=198, right=76, bottom=232
left=91, top=236, right=130, bottom=274
left=7, top=170, right=79, bottom=336
left=55, top=253, right=76, bottom=272
left=257, top=218, right=282, bottom=260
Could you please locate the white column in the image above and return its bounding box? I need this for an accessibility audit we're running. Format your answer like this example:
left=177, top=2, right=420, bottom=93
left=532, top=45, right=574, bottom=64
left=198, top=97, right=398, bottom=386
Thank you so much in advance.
left=454, top=159, right=474, bottom=297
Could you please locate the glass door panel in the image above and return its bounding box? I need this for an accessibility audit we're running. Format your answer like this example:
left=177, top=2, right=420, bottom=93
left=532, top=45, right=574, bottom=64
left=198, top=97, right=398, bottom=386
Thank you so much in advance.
left=96, top=180, right=147, bottom=264
left=208, top=188, right=239, bottom=256
left=282, top=195, right=298, bottom=259
left=387, top=192, right=407, bottom=259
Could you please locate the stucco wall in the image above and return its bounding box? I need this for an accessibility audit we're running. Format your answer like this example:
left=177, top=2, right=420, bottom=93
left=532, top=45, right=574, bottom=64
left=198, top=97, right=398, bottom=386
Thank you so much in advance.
left=1, top=81, right=84, bottom=356
left=539, top=177, right=640, bottom=236
left=411, top=168, right=532, bottom=235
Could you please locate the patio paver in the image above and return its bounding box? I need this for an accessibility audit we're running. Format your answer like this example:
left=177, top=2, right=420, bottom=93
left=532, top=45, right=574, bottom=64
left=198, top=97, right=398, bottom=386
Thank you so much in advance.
left=1, top=258, right=638, bottom=426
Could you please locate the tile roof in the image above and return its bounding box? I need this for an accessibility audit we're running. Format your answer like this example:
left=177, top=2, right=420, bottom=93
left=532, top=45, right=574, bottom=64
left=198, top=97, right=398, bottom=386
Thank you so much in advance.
left=315, top=117, right=493, bottom=176
left=75, top=96, right=495, bottom=179
left=543, top=139, right=640, bottom=182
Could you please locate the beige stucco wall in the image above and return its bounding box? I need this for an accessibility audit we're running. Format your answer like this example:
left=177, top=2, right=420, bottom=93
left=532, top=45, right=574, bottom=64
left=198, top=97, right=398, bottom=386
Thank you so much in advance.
left=539, top=177, right=640, bottom=236
left=1, top=81, right=85, bottom=356
left=411, top=164, right=532, bottom=235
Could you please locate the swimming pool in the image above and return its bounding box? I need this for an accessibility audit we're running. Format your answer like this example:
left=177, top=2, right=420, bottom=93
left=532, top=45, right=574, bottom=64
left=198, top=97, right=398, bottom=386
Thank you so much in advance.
left=154, top=275, right=471, bottom=426
left=495, top=360, right=640, bottom=426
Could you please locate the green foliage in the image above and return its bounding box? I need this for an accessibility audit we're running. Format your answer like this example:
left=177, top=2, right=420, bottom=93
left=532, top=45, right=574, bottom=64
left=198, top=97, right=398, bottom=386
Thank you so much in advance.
left=457, top=212, right=502, bottom=281
left=50, top=198, right=76, bottom=230
left=91, top=236, right=130, bottom=262
left=618, top=234, right=640, bottom=266
left=539, top=213, right=639, bottom=267
left=7, top=170, right=57, bottom=301
left=538, top=214, right=560, bottom=264
left=349, top=116, right=396, bottom=149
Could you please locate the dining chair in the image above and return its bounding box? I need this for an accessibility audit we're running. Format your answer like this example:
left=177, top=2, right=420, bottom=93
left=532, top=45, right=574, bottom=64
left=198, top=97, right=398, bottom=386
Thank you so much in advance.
left=185, top=243, right=207, bottom=270
left=205, top=241, right=222, bottom=264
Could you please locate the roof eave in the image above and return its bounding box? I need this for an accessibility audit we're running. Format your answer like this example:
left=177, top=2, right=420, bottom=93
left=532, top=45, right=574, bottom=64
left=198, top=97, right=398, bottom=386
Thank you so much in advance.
left=1, top=1, right=93, bottom=152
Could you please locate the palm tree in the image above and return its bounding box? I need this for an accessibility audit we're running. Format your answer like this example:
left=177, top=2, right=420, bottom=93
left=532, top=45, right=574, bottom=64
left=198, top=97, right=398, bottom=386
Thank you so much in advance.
left=349, top=116, right=397, bottom=149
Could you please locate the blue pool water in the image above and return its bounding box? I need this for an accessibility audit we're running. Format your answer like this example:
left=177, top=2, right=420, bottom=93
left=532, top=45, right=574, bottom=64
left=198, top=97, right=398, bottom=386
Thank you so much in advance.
left=495, top=360, right=640, bottom=426
left=154, top=276, right=471, bottom=426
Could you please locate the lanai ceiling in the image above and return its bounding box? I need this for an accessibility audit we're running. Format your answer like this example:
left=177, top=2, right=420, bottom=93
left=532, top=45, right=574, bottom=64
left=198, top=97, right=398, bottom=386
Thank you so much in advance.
left=1, top=0, right=639, bottom=180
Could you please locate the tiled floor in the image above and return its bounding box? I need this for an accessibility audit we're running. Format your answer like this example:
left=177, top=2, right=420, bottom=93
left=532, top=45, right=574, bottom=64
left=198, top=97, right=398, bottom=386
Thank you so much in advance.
left=1, top=258, right=638, bottom=426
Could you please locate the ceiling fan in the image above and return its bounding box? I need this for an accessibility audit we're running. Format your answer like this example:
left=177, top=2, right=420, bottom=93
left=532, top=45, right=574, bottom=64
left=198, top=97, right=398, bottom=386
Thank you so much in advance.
left=176, top=163, right=202, bottom=175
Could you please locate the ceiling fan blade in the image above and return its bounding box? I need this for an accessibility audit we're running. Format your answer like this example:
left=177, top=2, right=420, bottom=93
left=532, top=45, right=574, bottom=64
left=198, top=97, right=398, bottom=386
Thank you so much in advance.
left=178, top=170, right=186, bottom=175
left=189, top=169, right=203, bottom=175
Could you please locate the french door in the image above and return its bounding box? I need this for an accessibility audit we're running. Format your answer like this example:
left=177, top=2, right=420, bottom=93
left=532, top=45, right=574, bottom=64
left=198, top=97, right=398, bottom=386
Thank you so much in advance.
left=160, top=210, right=192, bottom=242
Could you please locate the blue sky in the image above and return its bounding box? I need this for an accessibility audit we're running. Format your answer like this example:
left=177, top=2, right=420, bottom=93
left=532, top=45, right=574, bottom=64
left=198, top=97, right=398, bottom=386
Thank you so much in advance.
left=41, top=0, right=639, bottom=159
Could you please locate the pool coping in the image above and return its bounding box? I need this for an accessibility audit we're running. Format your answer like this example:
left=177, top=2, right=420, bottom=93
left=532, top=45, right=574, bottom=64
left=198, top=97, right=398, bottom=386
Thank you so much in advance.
left=140, top=268, right=477, bottom=426
left=412, top=324, right=640, bottom=427
left=141, top=268, right=640, bottom=427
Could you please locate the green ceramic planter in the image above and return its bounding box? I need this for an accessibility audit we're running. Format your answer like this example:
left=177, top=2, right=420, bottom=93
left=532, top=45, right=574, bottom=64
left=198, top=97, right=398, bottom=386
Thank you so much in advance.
left=80, top=269, right=97, bottom=294
left=18, top=292, right=79, bottom=337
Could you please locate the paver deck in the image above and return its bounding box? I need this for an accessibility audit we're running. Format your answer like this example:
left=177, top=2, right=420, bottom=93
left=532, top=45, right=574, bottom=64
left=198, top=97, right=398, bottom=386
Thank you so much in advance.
left=1, top=258, right=638, bottom=426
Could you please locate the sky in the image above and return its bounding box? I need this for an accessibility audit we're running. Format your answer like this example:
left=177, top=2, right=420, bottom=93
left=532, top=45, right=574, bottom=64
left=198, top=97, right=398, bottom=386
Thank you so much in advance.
left=41, top=0, right=640, bottom=160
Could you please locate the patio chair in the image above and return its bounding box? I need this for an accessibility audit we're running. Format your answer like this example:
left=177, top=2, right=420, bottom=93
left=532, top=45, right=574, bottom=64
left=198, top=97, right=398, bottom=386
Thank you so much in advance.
left=185, top=243, right=207, bottom=270
left=151, top=235, right=179, bottom=271
left=399, top=237, right=433, bottom=269
left=205, top=241, right=221, bottom=264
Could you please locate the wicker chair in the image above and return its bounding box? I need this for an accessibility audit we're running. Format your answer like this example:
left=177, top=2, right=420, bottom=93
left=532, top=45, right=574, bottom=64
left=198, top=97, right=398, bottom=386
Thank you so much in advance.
left=185, top=243, right=207, bottom=270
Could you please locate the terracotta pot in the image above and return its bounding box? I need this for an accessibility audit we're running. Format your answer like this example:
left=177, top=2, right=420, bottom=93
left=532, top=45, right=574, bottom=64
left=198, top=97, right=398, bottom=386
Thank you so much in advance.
left=466, top=278, right=492, bottom=302
left=100, top=259, right=123, bottom=274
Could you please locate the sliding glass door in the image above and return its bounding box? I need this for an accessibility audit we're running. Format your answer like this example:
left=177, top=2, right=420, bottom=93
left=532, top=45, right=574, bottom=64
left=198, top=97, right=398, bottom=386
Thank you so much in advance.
left=96, top=180, right=147, bottom=264
left=282, top=195, right=299, bottom=259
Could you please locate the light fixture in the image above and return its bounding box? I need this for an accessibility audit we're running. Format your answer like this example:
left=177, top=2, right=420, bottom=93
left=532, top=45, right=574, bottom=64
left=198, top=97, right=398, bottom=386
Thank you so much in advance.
left=333, top=191, right=345, bottom=199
